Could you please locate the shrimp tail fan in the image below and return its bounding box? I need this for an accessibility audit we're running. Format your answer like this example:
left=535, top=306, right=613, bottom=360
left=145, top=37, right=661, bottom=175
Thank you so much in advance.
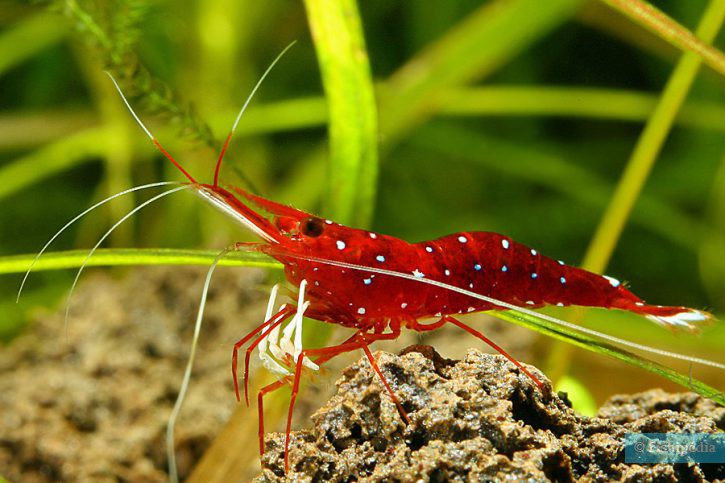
left=613, top=298, right=715, bottom=333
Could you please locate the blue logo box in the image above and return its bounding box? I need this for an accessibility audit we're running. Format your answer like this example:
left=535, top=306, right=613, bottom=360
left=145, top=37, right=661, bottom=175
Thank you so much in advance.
left=625, top=433, right=725, bottom=464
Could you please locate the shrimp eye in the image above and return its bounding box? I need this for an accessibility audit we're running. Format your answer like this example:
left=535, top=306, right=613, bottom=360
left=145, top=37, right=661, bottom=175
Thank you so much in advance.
left=300, top=217, right=324, bottom=237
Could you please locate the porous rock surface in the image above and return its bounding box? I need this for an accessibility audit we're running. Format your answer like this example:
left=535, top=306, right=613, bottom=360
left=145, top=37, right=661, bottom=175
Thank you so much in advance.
left=0, top=267, right=266, bottom=482
left=257, top=346, right=724, bottom=482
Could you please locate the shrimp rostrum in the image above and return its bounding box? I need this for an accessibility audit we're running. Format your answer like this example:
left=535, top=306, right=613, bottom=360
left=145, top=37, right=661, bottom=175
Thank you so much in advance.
left=35, top=61, right=719, bottom=479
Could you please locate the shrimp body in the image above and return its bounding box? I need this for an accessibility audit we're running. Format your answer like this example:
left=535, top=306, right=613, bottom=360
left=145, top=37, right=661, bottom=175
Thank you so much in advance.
left=245, top=203, right=710, bottom=332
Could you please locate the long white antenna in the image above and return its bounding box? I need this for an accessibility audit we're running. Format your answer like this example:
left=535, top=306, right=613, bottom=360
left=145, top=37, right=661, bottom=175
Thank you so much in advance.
left=17, top=181, right=180, bottom=302
left=231, top=41, right=297, bottom=134
left=64, top=186, right=188, bottom=327
left=213, top=41, right=296, bottom=187
left=105, top=71, right=154, bottom=140
left=167, top=248, right=229, bottom=483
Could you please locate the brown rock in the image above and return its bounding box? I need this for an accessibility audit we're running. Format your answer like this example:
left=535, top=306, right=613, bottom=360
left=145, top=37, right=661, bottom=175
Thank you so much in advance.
left=256, top=346, right=724, bottom=482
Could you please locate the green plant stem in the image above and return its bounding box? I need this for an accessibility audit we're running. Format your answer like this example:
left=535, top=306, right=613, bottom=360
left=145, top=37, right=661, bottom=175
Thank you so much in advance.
left=304, top=0, right=379, bottom=228
left=274, top=0, right=582, bottom=218
left=600, top=0, right=725, bottom=76
left=547, top=0, right=725, bottom=384
left=1, top=248, right=280, bottom=275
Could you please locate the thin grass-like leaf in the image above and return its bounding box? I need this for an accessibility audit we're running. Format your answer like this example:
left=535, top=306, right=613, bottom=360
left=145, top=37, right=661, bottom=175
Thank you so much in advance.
left=439, top=87, right=725, bottom=132
left=4, top=246, right=722, bottom=404
left=304, top=0, right=379, bottom=227
left=0, top=248, right=280, bottom=276
left=600, top=0, right=725, bottom=76
left=491, top=309, right=724, bottom=405
left=549, top=0, right=724, bottom=382
left=583, top=0, right=725, bottom=274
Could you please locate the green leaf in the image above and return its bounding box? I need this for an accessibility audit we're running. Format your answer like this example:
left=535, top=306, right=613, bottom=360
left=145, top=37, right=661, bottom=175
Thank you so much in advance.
left=0, top=127, right=111, bottom=202
left=304, top=0, right=379, bottom=228
left=583, top=0, right=725, bottom=274
left=1, top=248, right=281, bottom=276
left=490, top=309, right=724, bottom=405
left=600, top=0, right=725, bottom=76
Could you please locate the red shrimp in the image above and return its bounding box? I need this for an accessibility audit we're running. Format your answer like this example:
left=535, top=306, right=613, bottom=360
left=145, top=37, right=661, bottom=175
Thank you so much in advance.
left=206, top=183, right=718, bottom=473
left=100, top=70, right=720, bottom=477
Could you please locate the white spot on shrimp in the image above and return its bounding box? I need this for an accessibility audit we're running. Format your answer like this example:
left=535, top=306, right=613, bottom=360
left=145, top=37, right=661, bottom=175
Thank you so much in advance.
left=502, top=239, right=510, bottom=249
left=531, top=249, right=537, bottom=256
left=526, top=300, right=535, bottom=305
left=413, top=269, right=425, bottom=278
left=501, top=265, right=508, bottom=272
left=313, top=267, right=319, bottom=271
left=468, top=283, right=474, bottom=289
left=560, top=276, right=566, bottom=284
left=531, top=273, right=538, bottom=279
left=425, top=246, right=433, bottom=253
left=363, top=278, right=372, bottom=285
left=556, top=302, right=564, bottom=307
left=357, top=307, right=366, bottom=315
left=435, top=312, right=442, bottom=317
left=401, top=302, right=408, bottom=309
left=314, top=281, right=320, bottom=286
left=467, top=307, right=475, bottom=313
left=325, top=219, right=333, bottom=224
left=473, top=263, right=482, bottom=271
left=458, top=235, right=467, bottom=243
left=376, top=255, right=386, bottom=262
left=604, top=275, right=621, bottom=288
left=369, top=232, right=377, bottom=239
left=444, top=269, right=451, bottom=276
left=558, top=260, right=565, bottom=265
left=336, top=240, right=346, bottom=250
left=635, top=302, right=644, bottom=306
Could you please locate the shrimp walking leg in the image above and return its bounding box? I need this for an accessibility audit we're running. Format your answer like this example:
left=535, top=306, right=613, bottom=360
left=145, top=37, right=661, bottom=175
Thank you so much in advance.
left=282, top=329, right=409, bottom=472
left=411, top=315, right=544, bottom=390
left=243, top=315, right=290, bottom=405
left=255, top=326, right=408, bottom=471
left=231, top=305, right=295, bottom=402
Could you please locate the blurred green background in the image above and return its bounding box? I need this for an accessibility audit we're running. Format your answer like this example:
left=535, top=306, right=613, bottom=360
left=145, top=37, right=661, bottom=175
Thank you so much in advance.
left=1, top=0, right=723, bottom=407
